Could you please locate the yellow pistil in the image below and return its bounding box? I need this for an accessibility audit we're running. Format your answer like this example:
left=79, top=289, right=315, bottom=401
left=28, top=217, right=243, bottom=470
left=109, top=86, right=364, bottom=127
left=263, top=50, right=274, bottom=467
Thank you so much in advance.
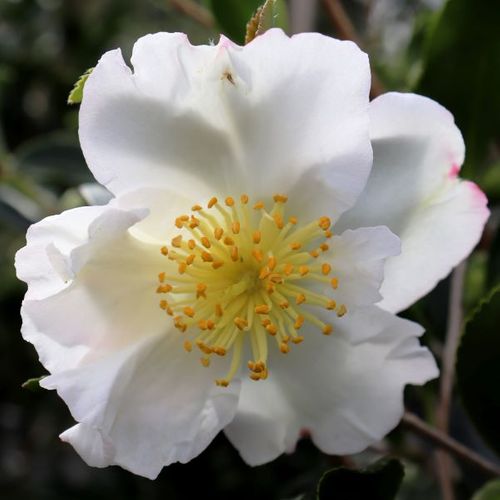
left=156, top=194, right=348, bottom=387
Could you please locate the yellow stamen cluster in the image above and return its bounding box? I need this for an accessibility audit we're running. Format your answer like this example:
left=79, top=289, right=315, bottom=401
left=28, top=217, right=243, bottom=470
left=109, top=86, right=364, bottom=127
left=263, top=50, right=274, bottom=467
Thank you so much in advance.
left=156, top=194, right=347, bottom=387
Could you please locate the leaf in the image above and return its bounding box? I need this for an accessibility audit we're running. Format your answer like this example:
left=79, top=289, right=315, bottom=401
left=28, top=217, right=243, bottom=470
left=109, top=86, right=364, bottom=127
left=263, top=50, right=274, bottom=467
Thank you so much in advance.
left=457, top=285, right=500, bottom=457
left=416, top=0, right=500, bottom=178
left=67, top=68, right=93, bottom=105
left=317, top=458, right=404, bottom=500
left=21, top=376, right=46, bottom=392
left=245, top=0, right=275, bottom=44
left=15, top=132, right=92, bottom=192
left=209, top=0, right=287, bottom=45
left=472, top=480, right=500, bottom=500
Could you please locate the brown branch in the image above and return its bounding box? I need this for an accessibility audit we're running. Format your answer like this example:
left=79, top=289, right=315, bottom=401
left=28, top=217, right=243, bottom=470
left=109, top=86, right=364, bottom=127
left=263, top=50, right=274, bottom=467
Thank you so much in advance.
left=434, top=261, right=467, bottom=499
left=402, top=412, right=500, bottom=478
left=320, top=0, right=384, bottom=98
left=170, top=0, right=215, bottom=29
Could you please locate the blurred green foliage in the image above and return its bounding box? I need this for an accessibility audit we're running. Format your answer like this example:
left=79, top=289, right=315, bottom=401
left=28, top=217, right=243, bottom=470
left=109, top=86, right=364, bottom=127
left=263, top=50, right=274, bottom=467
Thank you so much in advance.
left=0, top=1, right=499, bottom=499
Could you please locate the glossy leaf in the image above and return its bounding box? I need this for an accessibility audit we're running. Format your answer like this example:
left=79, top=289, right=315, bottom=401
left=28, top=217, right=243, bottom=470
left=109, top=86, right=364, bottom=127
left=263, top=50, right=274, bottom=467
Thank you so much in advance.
left=21, top=376, right=45, bottom=392
left=472, top=480, right=500, bottom=500
left=317, top=458, right=404, bottom=500
left=457, top=285, right=500, bottom=457
left=67, top=68, right=93, bottom=105
left=416, top=0, right=500, bottom=178
left=209, top=0, right=287, bottom=44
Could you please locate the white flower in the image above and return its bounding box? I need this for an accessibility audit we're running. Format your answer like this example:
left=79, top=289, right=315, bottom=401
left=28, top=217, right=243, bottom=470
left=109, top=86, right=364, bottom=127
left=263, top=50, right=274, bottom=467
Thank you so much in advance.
left=16, top=29, right=488, bottom=479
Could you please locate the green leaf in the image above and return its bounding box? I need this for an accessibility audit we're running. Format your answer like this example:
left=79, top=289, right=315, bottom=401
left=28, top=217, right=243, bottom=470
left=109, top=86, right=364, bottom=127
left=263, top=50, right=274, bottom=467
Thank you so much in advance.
left=317, top=458, right=404, bottom=500
left=457, top=285, right=500, bottom=457
left=416, top=0, right=500, bottom=178
left=67, top=68, right=93, bottom=105
left=472, top=480, right=500, bottom=500
left=21, top=376, right=46, bottom=392
left=245, top=0, right=275, bottom=44
left=209, top=0, right=288, bottom=45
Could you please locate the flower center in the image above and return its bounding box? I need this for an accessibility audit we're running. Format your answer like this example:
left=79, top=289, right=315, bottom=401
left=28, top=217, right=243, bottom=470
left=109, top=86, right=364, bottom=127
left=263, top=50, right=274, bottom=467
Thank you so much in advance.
left=156, top=194, right=347, bottom=387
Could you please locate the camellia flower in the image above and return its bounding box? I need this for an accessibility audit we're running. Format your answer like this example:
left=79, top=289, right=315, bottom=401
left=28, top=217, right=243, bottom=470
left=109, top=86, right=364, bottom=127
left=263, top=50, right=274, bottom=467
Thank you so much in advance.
left=16, top=29, right=488, bottom=478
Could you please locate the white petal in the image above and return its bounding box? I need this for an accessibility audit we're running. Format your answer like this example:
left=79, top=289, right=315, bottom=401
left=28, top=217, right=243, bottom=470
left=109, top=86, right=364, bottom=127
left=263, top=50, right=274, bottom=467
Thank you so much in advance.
left=328, top=226, right=400, bottom=307
left=225, top=306, right=437, bottom=465
left=16, top=203, right=164, bottom=373
left=338, top=93, right=489, bottom=312
left=43, top=332, right=240, bottom=479
left=79, top=182, right=113, bottom=206
left=80, top=30, right=372, bottom=217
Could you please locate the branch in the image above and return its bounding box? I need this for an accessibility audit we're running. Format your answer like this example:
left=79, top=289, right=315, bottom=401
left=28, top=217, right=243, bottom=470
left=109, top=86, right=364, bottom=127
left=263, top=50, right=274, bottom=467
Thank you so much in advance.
left=320, top=0, right=384, bottom=98
left=402, top=412, right=500, bottom=478
left=434, top=261, right=467, bottom=499
left=170, top=0, right=215, bottom=29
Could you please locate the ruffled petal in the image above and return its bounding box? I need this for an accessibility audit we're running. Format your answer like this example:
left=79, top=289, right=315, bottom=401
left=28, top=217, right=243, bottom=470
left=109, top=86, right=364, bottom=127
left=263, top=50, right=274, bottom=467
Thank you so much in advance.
left=337, top=93, right=489, bottom=312
left=80, top=29, right=371, bottom=218
left=16, top=203, right=166, bottom=373
left=225, top=306, right=437, bottom=465
left=42, top=331, right=240, bottom=479
left=327, top=226, right=400, bottom=307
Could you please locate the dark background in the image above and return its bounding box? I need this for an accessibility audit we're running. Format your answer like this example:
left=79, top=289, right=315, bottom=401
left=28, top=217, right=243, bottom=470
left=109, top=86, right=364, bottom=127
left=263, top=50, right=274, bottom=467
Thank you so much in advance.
left=1, top=1, right=499, bottom=498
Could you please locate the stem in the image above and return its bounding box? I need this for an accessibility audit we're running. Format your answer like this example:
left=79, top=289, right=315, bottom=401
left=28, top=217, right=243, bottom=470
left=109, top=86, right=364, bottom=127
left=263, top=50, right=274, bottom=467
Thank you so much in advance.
left=170, top=0, right=215, bottom=28
left=320, top=0, right=384, bottom=98
left=402, top=412, right=500, bottom=478
left=434, top=261, right=467, bottom=500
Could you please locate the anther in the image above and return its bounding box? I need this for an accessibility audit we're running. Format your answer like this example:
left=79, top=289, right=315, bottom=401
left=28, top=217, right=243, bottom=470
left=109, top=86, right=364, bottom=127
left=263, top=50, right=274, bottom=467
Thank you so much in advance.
left=273, top=194, right=288, bottom=203
left=320, top=243, right=329, bottom=252
left=299, top=265, right=309, bottom=276
left=290, top=242, right=302, bottom=250
left=192, top=204, right=202, bottom=211
left=196, top=283, right=207, bottom=298
left=186, top=254, right=196, bottom=265
left=214, top=227, right=224, bottom=240
left=225, top=196, right=235, bottom=207
left=292, top=336, right=304, bottom=344
left=255, top=304, right=271, bottom=314
left=331, top=277, right=339, bottom=289
left=208, top=197, right=218, bottom=208
left=336, top=304, right=347, bottom=317
left=252, top=231, right=261, bottom=244
left=201, top=236, right=211, bottom=248
left=158, top=272, right=166, bottom=282
left=289, top=216, right=298, bottom=225
left=326, top=300, right=337, bottom=310
left=188, top=239, right=196, bottom=250
left=280, top=342, right=290, bottom=354
left=322, top=263, right=331, bottom=275
left=224, top=236, right=235, bottom=246
left=178, top=262, right=187, bottom=274
left=183, top=306, right=195, bottom=318
left=318, top=216, right=331, bottom=230
left=184, top=340, right=193, bottom=352
left=294, top=316, right=305, bottom=329
left=215, top=304, right=223, bottom=317
left=241, top=194, right=249, bottom=204
left=171, top=235, right=183, bottom=248
left=156, top=284, right=173, bottom=293
left=231, top=221, right=240, bottom=234
left=296, top=294, right=306, bottom=305
left=201, top=357, right=210, bottom=367
left=283, top=263, right=294, bottom=276
left=231, top=246, right=239, bottom=262
left=266, top=324, right=278, bottom=335
left=322, top=324, right=333, bottom=335
left=201, top=252, right=213, bottom=262
left=273, top=213, right=284, bottom=229
left=253, top=201, right=264, bottom=210
left=160, top=246, right=168, bottom=256
left=252, top=249, right=264, bottom=262
left=234, top=317, right=248, bottom=330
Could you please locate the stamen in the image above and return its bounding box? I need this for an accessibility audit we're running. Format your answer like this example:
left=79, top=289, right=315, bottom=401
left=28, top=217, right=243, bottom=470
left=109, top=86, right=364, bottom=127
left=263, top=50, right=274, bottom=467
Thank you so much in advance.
left=156, top=194, right=347, bottom=387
